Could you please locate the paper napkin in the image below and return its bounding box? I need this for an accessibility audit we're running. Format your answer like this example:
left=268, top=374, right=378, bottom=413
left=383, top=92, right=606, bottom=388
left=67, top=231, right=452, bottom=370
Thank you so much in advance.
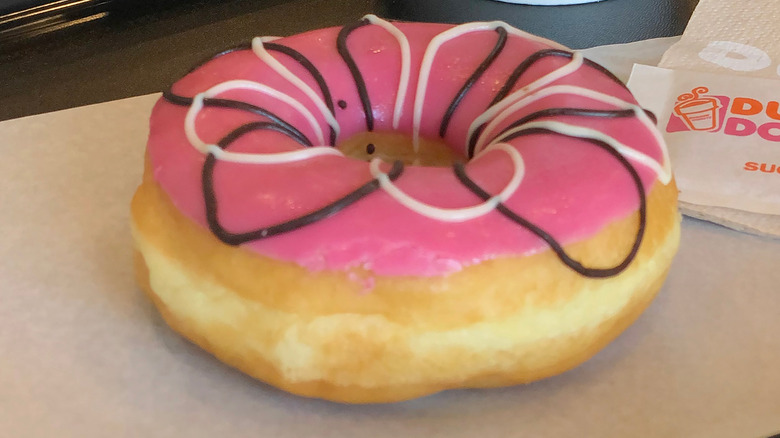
left=655, top=0, right=780, bottom=238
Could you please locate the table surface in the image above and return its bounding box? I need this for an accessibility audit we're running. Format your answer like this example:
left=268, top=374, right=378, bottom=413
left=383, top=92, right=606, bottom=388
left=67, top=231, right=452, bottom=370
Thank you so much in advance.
left=0, top=0, right=699, bottom=122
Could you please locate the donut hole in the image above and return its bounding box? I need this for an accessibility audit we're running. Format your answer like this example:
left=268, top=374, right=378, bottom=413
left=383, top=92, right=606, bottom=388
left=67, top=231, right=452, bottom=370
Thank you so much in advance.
left=337, top=131, right=463, bottom=167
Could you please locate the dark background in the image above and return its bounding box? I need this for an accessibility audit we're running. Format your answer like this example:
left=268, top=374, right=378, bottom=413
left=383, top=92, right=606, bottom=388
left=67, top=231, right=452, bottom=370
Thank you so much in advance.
left=0, top=0, right=698, bottom=122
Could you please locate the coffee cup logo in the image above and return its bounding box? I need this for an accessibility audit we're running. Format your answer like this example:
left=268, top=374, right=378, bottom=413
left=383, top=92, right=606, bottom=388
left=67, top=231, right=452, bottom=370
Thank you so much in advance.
left=673, top=87, right=722, bottom=131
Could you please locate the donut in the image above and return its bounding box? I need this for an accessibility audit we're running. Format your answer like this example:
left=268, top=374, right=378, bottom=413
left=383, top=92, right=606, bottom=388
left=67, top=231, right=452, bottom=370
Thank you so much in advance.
left=131, top=15, right=680, bottom=403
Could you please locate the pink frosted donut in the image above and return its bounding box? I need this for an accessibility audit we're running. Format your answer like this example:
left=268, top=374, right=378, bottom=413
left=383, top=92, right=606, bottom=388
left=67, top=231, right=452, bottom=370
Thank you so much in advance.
left=131, top=16, right=680, bottom=403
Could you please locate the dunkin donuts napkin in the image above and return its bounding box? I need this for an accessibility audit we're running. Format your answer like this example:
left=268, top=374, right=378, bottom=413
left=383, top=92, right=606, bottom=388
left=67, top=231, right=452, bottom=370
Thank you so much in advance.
left=627, top=0, right=780, bottom=237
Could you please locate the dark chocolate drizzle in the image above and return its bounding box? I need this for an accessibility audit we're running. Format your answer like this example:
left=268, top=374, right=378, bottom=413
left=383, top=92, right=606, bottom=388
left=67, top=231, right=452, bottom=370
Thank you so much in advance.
left=336, top=18, right=374, bottom=131
left=163, top=90, right=313, bottom=147
left=467, top=49, right=638, bottom=158
left=439, top=27, right=508, bottom=138
left=263, top=42, right=338, bottom=145
left=216, top=121, right=310, bottom=147
left=453, top=127, right=646, bottom=278
left=165, top=19, right=662, bottom=278
left=165, top=39, right=338, bottom=145
left=484, top=107, right=636, bottom=149
left=203, top=122, right=405, bottom=244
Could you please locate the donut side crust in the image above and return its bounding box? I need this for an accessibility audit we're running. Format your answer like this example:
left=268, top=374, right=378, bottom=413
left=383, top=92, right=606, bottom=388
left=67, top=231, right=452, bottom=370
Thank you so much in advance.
left=131, top=163, right=680, bottom=403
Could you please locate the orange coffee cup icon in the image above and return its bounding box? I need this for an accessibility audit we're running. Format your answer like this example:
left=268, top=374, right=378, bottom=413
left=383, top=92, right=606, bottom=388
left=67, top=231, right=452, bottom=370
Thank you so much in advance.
left=674, top=86, right=721, bottom=131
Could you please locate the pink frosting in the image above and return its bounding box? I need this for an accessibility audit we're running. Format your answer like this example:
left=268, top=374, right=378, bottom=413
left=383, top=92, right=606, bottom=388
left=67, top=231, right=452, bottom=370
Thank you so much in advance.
left=146, top=20, right=667, bottom=277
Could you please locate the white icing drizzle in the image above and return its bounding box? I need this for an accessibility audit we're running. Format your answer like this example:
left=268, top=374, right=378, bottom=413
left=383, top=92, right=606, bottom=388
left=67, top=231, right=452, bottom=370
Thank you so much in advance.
left=491, top=120, right=672, bottom=184
left=474, top=85, right=616, bottom=154
left=363, top=14, right=411, bottom=130
left=412, top=21, right=573, bottom=153
left=185, top=85, right=342, bottom=163
left=633, top=106, right=672, bottom=184
left=472, top=84, right=671, bottom=182
left=184, top=93, right=211, bottom=154
left=465, top=51, right=584, bottom=155
left=414, top=22, right=499, bottom=153
left=186, top=80, right=326, bottom=146
left=207, top=144, right=343, bottom=164
left=252, top=37, right=341, bottom=141
left=180, top=20, right=672, bottom=227
left=369, top=142, right=525, bottom=222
